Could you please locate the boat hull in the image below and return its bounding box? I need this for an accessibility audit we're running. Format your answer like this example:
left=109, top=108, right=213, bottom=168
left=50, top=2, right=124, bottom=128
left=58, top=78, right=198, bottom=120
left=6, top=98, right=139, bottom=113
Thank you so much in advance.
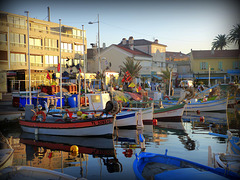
left=19, top=117, right=114, bottom=136
left=133, top=152, right=240, bottom=180
left=153, top=104, right=185, bottom=122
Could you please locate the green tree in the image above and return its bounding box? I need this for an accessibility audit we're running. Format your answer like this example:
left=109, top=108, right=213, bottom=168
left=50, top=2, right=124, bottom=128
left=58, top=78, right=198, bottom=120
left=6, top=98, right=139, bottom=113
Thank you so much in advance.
left=212, top=34, right=228, bottom=50
left=159, top=67, right=172, bottom=93
left=228, top=24, right=240, bottom=49
left=119, top=57, right=142, bottom=81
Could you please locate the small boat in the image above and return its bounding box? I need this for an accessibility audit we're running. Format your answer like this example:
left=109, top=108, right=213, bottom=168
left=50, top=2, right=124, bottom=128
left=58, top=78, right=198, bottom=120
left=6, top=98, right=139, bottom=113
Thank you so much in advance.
left=163, top=98, right=228, bottom=112
left=0, top=166, right=78, bottom=180
left=0, top=133, right=14, bottom=170
left=133, top=151, right=240, bottom=180
left=153, top=103, right=185, bottom=122
left=19, top=103, right=116, bottom=137
left=214, top=153, right=240, bottom=175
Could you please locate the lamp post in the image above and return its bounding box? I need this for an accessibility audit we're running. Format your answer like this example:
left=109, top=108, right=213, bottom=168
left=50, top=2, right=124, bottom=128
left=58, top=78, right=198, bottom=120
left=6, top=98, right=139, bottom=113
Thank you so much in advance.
left=25, top=11, right=31, bottom=105
left=208, top=65, right=211, bottom=87
left=88, top=14, right=101, bottom=73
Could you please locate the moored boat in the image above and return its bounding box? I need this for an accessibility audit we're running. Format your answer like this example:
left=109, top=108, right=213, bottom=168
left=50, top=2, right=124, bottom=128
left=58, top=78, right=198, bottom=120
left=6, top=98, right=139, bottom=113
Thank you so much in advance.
left=0, top=166, right=78, bottom=180
left=153, top=103, right=185, bottom=122
left=19, top=103, right=116, bottom=137
left=0, top=133, right=14, bottom=170
left=133, top=151, right=240, bottom=180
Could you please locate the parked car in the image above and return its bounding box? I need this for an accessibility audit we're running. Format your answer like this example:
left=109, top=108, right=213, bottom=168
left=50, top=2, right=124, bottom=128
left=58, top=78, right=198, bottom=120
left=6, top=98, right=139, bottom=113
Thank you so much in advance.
left=179, top=80, right=193, bottom=88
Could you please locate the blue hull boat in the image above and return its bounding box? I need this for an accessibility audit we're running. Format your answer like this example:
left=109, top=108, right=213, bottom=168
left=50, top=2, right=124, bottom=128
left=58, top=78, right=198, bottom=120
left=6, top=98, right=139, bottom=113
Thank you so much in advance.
left=133, top=151, right=240, bottom=180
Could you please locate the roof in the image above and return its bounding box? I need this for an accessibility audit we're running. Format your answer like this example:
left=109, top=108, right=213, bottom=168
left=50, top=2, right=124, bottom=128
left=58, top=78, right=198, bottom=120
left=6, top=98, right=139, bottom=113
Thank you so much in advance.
left=114, top=45, right=152, bottom=57
left=166, top=51, right=190, bottom=60
left=191, top=50, right=240, bottom=59
left=118, top=39, right=167, bottom=47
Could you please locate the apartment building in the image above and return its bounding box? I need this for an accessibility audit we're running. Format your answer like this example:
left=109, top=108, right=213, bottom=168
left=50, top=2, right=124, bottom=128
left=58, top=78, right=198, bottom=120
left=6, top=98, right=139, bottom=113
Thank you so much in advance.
left=190, top=49, right=240, bottom=85
left=0, top=11, right=86, bottom=93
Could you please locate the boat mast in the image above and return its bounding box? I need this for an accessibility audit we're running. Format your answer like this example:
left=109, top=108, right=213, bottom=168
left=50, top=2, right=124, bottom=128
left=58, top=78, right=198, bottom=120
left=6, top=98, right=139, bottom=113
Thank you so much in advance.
left=83, top=25, right=87, bottom=106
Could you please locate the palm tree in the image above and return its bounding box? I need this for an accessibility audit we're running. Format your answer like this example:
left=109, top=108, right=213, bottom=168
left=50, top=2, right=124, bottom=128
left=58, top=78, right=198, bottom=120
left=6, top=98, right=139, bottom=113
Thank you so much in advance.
left=212, top=34, right=228, bottom=50
left=228, top=24, right=240, bottom=49
left=159, top=67, right=172, bottom=94
left=119, top=57, right=142, bottom=81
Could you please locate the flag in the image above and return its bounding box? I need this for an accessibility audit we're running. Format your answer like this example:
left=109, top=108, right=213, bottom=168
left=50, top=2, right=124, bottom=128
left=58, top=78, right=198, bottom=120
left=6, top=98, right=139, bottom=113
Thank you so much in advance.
left=57, top=63, right=60, bottom=72
left=121, top=74, right=126, bottom=83
left=137, top=86, right=142, bottom=92
left=46, top=73, right=51, bottom=80
left=128, top=82, right=135, bottom=88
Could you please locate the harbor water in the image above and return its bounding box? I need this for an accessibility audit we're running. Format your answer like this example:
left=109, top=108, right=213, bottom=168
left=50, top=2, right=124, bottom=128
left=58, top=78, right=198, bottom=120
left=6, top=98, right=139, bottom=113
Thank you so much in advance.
left=1, top=108, right=239, bottom=180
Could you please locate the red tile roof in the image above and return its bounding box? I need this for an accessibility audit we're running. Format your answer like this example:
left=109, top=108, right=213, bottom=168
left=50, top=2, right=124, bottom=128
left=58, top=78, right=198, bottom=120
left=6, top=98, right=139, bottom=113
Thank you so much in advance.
left=115, top=45, right=152, bottom=57
left=191, top=50, right=240, bottom=59
left=166, top=51, right=190, bottom=61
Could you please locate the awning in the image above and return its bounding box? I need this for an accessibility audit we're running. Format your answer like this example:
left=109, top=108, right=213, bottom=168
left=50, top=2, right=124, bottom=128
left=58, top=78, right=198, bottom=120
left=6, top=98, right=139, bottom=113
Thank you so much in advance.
left=178, top=74, right=193, bottom=79
left=227, top=69, right=240, bottom=75
left=196, top=77, right=229, bottom=80
left=152, top=75, right=162, bottom=80
left=141, top=74, right=151, bottom=78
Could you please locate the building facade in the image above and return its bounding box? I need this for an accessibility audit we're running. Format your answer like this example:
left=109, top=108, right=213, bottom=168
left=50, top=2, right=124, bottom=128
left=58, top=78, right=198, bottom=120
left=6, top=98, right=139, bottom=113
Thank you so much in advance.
left=0, top=11, right=86, bottom=93
left=190, top=49, right=240, bottom=85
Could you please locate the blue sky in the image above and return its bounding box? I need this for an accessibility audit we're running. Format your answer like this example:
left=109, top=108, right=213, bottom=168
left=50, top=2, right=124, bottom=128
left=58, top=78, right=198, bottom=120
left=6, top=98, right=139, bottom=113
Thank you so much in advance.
left=1, top=0, right=239, bottom=53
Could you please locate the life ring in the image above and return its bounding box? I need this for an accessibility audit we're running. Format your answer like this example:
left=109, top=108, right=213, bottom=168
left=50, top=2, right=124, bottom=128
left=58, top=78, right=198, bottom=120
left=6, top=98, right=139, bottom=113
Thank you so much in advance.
left=164, top=96, right=170, bottom=100
left=32, top=111, right=46, bottom=122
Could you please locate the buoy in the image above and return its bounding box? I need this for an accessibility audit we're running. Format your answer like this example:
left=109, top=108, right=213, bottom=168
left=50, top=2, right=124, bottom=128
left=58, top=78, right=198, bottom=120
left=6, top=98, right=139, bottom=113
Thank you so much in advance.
left=70, top=145, right=79, bottom=156
left=200, top=116, right=205, bottom=122
left=153, top=119, right=158, bottom=125
left=196, top=110, right=200, bottom=114
left=81, top=114, right=88, bottom=119
left=77, top=111, right=82, bottom=116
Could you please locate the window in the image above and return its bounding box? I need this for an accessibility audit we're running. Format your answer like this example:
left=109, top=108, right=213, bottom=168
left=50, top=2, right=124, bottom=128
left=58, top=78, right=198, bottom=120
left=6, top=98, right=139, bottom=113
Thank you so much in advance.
left=45, top=55, right=59, bottom=67
left=72, top=29, right=83, bottom=39
left=10, top=33, right=25, bottom=47
left=30, top=38, right=42, bottom=49
left=10, top=53, right=26, bottom=65
left=75, top=44, right=84, bottom=54
left=200, top=62, right=208, bottom=70
left=0, top=33, right=7, bottom=45
left=218, top=61, right=223, bottom=70
left=7, top=15, right=26, bottom=29
left=30, top=55, right=43, bottom=67
left=45, top=38, right=58, bottom=51
left=61, top=42, right=72, bottom=53
left=233, top=61, right=240, bottom=69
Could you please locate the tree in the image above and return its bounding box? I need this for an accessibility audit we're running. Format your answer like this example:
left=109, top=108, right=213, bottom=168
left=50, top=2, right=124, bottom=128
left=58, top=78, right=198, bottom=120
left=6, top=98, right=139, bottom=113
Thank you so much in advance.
left=119, top=57, right=142, bottom=81
left=228, top=24, right=240, bottom=49
left=159, top=67, right=172, bottom=94
left=212, top=34, right=228, bottom=50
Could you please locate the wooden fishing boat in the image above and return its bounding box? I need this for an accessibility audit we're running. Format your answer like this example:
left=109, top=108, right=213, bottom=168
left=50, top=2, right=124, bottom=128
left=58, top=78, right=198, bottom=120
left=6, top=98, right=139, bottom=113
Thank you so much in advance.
left=0, top=166, right=77, bottom=180
left=19, top=104, right=115, bottom=137
left=153, top=103, right=185, bottom=122
left=163, top=98, right=228, bottom=112
left=214, top=153, right=240, bottom=175
left=0, top=133, right=14, bottom=170
left=133, top=151, right=240, bottom=180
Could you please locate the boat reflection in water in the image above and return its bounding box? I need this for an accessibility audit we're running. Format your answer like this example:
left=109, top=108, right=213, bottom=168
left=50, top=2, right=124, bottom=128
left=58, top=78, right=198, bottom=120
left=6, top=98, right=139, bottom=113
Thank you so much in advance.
left=153, top=121, right=196, bottom=151
left=19, top=132, right=118, bottom=178
left=182, top=111, right=229, bottom=135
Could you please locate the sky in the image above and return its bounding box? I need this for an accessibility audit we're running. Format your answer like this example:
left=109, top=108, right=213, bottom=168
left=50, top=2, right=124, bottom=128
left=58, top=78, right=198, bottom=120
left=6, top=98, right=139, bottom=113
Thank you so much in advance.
left=1, top=0, right=239, bottom=54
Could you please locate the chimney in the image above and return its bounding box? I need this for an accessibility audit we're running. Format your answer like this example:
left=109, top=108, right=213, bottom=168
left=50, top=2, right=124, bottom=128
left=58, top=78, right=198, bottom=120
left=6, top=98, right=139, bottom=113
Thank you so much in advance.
left=47, top=7, right=50, bottom=22
left=154, top=39, right=158, bottom=44
left=129, top=36, right=134, bottom=50
left=122, top=38, right=127, bottom=45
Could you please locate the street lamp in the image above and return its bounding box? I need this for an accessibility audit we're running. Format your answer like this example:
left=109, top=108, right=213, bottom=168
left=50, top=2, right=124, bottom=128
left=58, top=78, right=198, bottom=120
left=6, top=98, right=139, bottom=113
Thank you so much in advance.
left=88, top=14, right=101, bottom=73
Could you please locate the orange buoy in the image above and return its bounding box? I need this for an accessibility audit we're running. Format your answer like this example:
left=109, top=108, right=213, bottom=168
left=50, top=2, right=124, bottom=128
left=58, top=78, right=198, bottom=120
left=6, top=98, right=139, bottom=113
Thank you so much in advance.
left=153, top=119, right=158, bottom=125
